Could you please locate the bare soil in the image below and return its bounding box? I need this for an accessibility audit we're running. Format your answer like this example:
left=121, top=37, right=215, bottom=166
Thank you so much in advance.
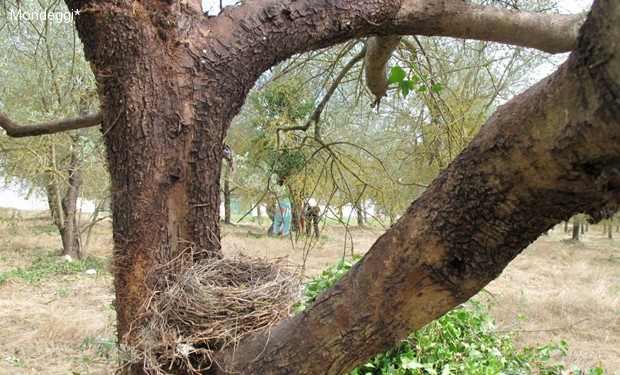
left=0, top=209, right=618, bottom=374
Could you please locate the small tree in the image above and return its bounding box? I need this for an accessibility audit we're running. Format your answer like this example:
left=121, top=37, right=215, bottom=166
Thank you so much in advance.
left=0, top=0, right=101, bottom=258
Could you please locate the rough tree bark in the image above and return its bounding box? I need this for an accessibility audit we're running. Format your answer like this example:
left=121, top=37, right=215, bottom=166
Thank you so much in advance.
left=3, top=0, right=613, bottom=374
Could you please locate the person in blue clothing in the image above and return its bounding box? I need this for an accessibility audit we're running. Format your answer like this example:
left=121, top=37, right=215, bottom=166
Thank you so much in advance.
left=271, top=198, right=292, bottom=236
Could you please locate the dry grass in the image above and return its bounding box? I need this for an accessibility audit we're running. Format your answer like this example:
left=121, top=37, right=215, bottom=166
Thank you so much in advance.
left=1, top=209, right=618, bottom=374
left=0, top=208, right=116, bottom=375
left=484, top=227, right=620, bottom=372
left=221, top=222, right=381, bottom=277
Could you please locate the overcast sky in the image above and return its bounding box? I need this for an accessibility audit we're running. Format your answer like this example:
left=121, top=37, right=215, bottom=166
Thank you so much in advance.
left=201, top=0, right=593, bottom=16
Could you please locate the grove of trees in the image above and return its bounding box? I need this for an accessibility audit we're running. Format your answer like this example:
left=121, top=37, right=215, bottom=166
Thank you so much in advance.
left=0, top=1, right=107, bottom=259
left=2, top=0, right=619, bottom=374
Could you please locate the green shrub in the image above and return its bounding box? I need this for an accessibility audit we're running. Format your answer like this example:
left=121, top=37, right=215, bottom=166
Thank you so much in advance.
left=0, top=250, right=108, bottom=285
left=298, top=258, right=606, bottom=375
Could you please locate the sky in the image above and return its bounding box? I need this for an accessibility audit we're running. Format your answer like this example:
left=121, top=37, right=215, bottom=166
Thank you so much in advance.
left=0, top=178, right=96, bottom=211
left=555, top=0, right=593, bottom=13
left=0, top=178, right=49, bottom=211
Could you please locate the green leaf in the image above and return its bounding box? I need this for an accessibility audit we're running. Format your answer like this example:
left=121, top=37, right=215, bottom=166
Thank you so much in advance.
left=418, top=85, right=427, bottom=92
left=399, top=80, right=415, bottom=97
left=388, top=66, right=407, bottom=84
left=401, top=357, right=423, bottom=370
left=431, top=82, right=444, bottom=92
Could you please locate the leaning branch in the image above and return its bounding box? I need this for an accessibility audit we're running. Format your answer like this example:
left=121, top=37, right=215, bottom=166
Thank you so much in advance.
left=0, top=112, right=101, bottom=138
left=212, top=1, right=617, bottom=373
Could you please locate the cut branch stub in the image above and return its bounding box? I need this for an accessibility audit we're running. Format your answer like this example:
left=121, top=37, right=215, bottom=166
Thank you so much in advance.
left=365, top=35, right=402, bottom=107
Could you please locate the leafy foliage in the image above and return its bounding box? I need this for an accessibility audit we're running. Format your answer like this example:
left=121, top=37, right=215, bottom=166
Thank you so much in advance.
left=388, top=65, right=442, bottom=98
left=295, top=255, right=362, bottom=313
left=298, top=259, right=607, bottom=375
left=267, top=148, right=306, bottom=185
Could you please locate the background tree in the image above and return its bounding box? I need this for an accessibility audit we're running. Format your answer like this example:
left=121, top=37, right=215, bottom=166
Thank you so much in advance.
left=0, top=0, right=102, bottom=259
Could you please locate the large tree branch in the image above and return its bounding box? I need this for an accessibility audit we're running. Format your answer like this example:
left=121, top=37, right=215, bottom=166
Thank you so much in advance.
left=398, top=1, right=586, bottom=54
left=209, top=0, right=586, bottom=90
left=0, top=112, right=101, bottom=138
left=212, top=0, right=619, bottom=373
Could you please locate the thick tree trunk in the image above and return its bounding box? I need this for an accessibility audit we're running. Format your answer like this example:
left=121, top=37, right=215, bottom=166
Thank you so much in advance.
left=355, top=202, right=365, bottom=228
left=284, top=184, right=303, bottom=235
left=256, top=203, right=263, bottom=224
left=66, top=4, right=244, bottom=367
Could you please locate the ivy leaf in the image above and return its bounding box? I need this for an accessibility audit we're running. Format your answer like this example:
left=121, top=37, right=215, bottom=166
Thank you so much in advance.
left=418, top=85, right=427, bottom=92
left=431, top=82, right=444, bottom=92
left=388, top=66, right=407, bottom=84
left=401, top=357, right=423, bottom=370
left=399, top=80, right=415, bottom=97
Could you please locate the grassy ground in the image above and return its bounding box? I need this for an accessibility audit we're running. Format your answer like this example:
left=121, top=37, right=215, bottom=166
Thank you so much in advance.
left=484, top=229, right=620, bottom=372
left=0, top=208, right=618, bottom=374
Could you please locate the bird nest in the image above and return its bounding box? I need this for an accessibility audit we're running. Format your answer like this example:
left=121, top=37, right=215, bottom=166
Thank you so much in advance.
left=126, top=256, right=299, bottom=374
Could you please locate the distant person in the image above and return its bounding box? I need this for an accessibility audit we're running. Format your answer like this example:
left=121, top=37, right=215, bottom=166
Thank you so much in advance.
left=272, top=199, right=292, bottom=236
left=304, top=198, right=320, bottom=238
left=266, top=199, right=276, bottom=234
